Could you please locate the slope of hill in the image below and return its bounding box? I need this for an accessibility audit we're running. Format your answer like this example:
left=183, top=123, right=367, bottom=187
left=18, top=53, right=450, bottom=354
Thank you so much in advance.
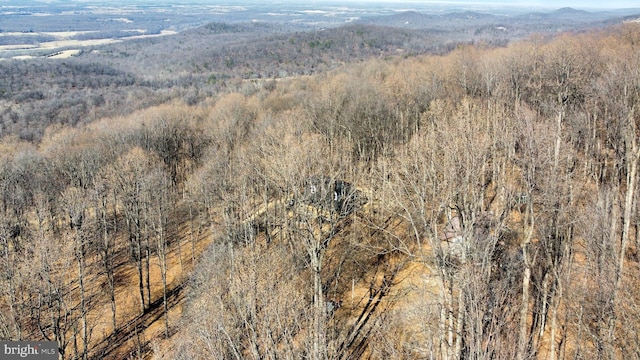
left=5, top=4, right=639, bottom=143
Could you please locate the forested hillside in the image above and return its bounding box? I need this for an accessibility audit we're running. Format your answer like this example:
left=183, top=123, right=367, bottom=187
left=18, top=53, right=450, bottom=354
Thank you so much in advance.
left=0, top=23, right=460, bottom=142
left=1, top=20, right=640, bottom=360
left=4, top=6, right=634, bottom=143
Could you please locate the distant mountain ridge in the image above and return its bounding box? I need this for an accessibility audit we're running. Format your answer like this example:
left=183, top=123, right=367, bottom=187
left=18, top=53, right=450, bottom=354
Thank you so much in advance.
left=359, top=7, right=640, bottom=30
left=554, top=7, right=591, bottom=15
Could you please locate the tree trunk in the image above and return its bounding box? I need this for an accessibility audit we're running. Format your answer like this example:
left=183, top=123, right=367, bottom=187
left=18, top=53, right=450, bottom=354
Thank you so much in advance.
left=101, top=200, right=117, bottom=330
left=145, top=228, right=151, bottom=309
left=136, top=232, right=145, bottom=314
left=438, top=274, right=450, bottom=360
left=617, top=145, right=639, bottom=294
left=538, top=274, right=550, bottom=340
left=518, top=263, right=531, bottom=360
left=158, top=212, right=169, bottom=339
left=517, top=198, right=534, bottom=360
left=554, top=107, right=563, bottom=171
left=189, top=204, right=196, bottom=264
left=311, top=245, right=326, bottom=360
left=78, top=238, right=88, bottom=360
left=454, top=287, right=465, bottom=360
left=600, top=193, right=618, bottom=359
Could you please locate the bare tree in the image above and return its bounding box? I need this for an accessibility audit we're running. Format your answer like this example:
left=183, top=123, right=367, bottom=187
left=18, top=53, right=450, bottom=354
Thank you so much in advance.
left=92, top=171, right=118, bottom=331
left=108, top=147, right=164, bottom=314
left=146, top=166, right=174, bottom=338
left=61, top=186, right=92, bottom=360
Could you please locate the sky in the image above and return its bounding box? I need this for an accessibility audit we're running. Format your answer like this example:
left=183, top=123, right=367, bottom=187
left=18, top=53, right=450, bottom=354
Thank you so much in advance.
left=208, top=0, right=640, bottom=10
left=327, top=0, right=640, bottom=9
left=491, top=0, right=639, bottom=8
left=2, top=0, right=638, bottom=10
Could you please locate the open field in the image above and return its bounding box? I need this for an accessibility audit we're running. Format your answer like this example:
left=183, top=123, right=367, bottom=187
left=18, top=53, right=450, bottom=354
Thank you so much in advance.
left=0, top=30, right=178, bottom=59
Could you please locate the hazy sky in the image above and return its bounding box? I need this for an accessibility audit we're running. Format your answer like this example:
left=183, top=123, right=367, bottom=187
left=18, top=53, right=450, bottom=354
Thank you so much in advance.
left=212, top=0, right=640, bottom=10
left=329, top=0, right=640, bottom=9
left=478, top=0, right=639, bottom=8
left=4, top=0, right=639, bottom=10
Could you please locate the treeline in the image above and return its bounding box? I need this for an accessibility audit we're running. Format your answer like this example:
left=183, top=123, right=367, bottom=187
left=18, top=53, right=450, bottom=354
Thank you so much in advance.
left=1, top=13, right=608, bottom=143
left=1, top=23, right=640, bottom=360
left=0, top=23, right=443, bottom=142
left=82, top=23, right=448, bottom=81
left=85, top=16, right=541, bottom=85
